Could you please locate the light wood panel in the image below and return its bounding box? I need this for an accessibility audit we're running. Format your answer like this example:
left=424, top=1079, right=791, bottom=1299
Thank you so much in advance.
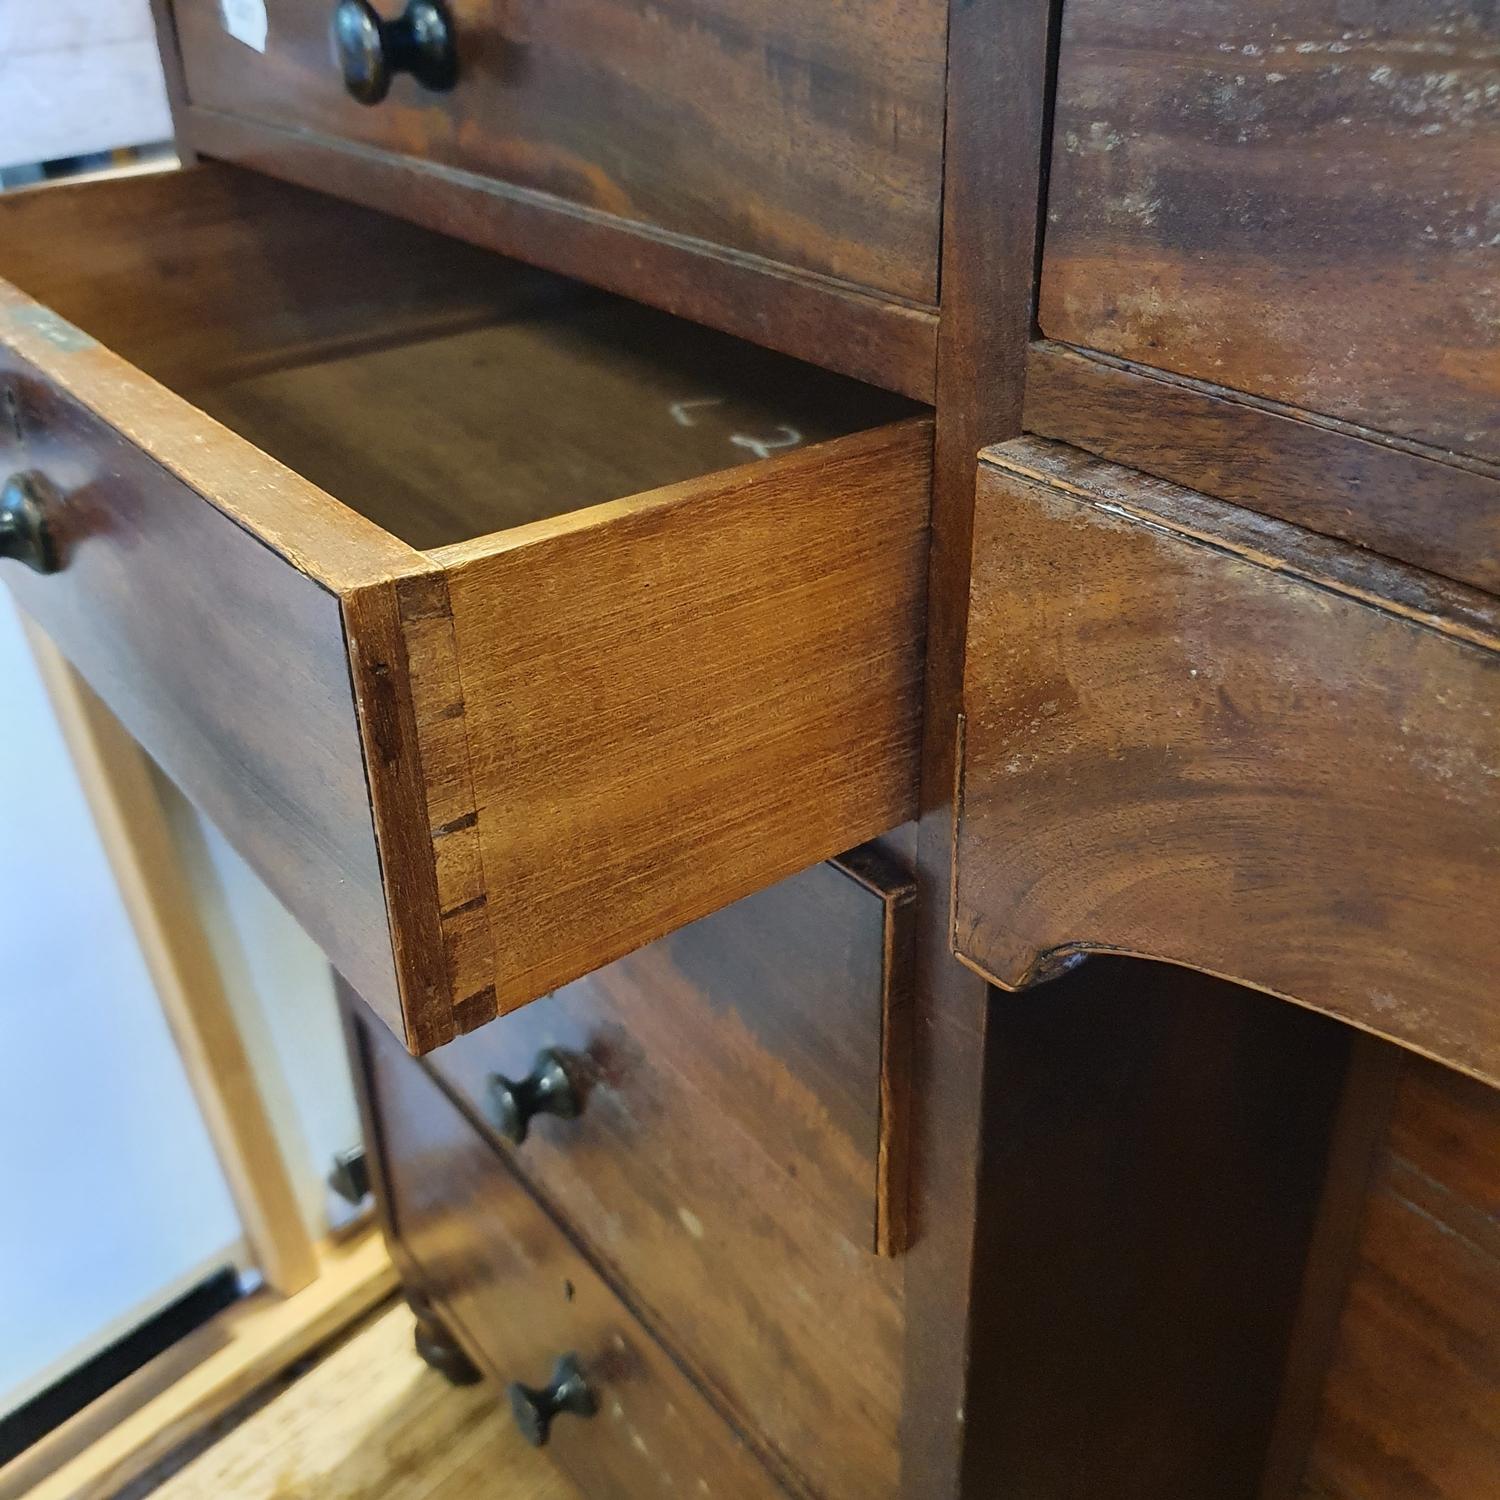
left=148, top=1302, right=577, bottom=1500
left=0, top=1233, right=396, bottom=1500
left=955, top=438, right=1500, bottom=1084
left=405, top=417, right=931, bottom=1022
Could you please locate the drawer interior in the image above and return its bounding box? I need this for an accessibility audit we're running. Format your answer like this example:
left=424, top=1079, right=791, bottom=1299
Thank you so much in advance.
left=0, top=164, right=917, bottom=551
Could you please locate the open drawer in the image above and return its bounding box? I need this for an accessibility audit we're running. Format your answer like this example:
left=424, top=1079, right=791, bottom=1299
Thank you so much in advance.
left=953, top=438, right=1500, bottom=1086
left=0, top=163, right=930, bottom=1052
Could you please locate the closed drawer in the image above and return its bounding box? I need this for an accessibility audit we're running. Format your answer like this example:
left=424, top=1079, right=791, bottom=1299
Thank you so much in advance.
left=0, top=163, right=930, bottom=1054
left=954, top=439, right=1500, bottom=1085
left=166, top=0, right=947, bottom=308
left=427, top=848, right=911, bottom=1500
left=1040, top=0, right=1500, bottom=466
left=357, top=1008, right=786, bottom=1498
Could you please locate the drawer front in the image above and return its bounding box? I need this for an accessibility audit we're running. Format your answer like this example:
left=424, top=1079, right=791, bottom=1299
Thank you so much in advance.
left=1039, top=0, right=1500, bottom=465
left=426, top=851, right=909, bottom=1500
left=360, top=1011, right=786, bottom=1499
left=169, top=0, right=947, bottom=305
left=0, top=165, right=929, bottom=1055
left=954, top=439, right=1500, bottom=1085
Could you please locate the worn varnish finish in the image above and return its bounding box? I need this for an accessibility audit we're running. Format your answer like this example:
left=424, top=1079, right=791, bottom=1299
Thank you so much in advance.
left=1041, top=0, right=1500, bottom=463
left=427, top=854, right=911, bottom=1500
left=954, top=439, right=1500, bottom=1085
left=1024, top=341, right=1500, bottom=596
left=1296, top=1058, right=1500, bottom=1498
left=168, top=0, right=947, bottom=302
left=358, top=1012, right=787, bottom=1499
left=0, top=164, right=929, bottom=1053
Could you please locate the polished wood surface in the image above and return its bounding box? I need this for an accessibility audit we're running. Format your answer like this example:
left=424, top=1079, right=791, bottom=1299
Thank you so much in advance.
left=955, top=439, right=1500, bottom=1085
left=1040, top=0, right=1500, bottom=465
left=427, top=853, right=911, bottom=1500
left=360, top=1012, right=787, bottom=1499
left=0, top=163, right=928, bottom=1052
left=1297, top=1058, right=1500, bottom=1498
left=169, top=0, right=946, bottom=306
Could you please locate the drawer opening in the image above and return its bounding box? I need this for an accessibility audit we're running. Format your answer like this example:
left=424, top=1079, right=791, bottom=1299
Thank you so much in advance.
left=189, top=295, right=921, bottom=551
left=0, top=164, right=917, bottom=552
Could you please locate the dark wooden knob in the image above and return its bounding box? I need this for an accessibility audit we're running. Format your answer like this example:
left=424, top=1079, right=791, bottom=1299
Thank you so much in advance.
left=485, top=1048, right=580, bottom=1144
left=508, top=1354, right=597, bottom=1447
left=0, top=471, right=61, bottom=573
left=331, top=0, right=457, bottom=106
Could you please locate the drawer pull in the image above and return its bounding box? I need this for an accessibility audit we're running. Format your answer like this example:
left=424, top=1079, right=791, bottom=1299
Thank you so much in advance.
left=0, top=471, right=61, bottom=574
left=331, top=0, right=458, bottom=106
left=485, top=1048, right=580, bottom=1144
left=508, top=1353, right=597, bottom=1447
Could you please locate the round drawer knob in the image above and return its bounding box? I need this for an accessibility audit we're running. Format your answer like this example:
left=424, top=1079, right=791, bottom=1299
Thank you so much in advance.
left=331, top=0, right=458, bottom=106
left=508, top=1353, right=597, bottom=1448
left=0, top=471, right=62, bottom=574
left=484, top=1048, right=580, bottom=1145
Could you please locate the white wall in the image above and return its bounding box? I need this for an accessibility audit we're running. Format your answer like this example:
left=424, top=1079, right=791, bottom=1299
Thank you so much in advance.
left=0, top=0, right=172, bottom=171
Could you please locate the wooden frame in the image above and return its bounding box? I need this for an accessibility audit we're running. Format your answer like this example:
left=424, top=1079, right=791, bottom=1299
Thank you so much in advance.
left=0, top=1232, right=395, bottom=1500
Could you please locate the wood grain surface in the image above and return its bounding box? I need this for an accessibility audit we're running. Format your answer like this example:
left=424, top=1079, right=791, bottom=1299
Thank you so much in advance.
left=146, top=1302, right=578, bottom=1500
left=168, top=0, right=947, bottom=304
left=178, top=108, right=941, bottom=402
left=1297, top=1058, right=1500, bottom=1499
left=0, top=163, right=928, bottom=1052
left=427, top=854, right=911, bottom=1500
left=412, top=417, right=931, bottom=1024
left=1040, top=0, right=1500, bottom=462
left=363, top=1014, right=786, bottom=1499
left=1024, top=341, right=1500, bottom=596
left=197, top=297, right=916, bottom=550
left=955, top=439, right=1500, bottom=1084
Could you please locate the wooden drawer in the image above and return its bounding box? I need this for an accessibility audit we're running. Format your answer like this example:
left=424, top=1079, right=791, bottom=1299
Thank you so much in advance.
left=953, top=439, right=1500, bottom=1086
left=426, top=848, right=910, bottom=1500
left=0, top=163, right=930, bottom=1054
left=1029, top=0, right=1500, bottom=596
left=162, top=0, right=947, bottom=383
left=1039, top=0, right=1500, bottom=466
left=356, top=1007, right=786, bottom=1498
